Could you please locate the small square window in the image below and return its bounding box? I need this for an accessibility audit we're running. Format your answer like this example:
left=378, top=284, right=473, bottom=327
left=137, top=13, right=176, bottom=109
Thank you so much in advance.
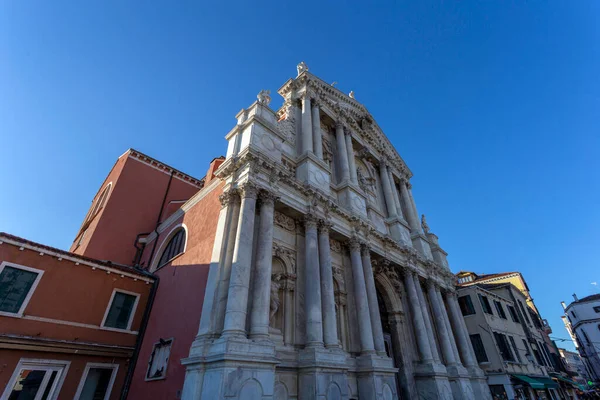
left=458, top=295, right=476, bottom=316
left=0, top=262, right=44, bottom=316
left=102, top=290, right=139, bottom=330
left=593, top=306, right=600, bottom=313
left=146, top=338, right=173, bottom=380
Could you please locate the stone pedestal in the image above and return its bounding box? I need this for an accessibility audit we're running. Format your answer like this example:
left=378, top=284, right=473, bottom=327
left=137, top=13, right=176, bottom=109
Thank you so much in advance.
left=427, top=232, right=450, bottom=269
left=181, top=337, right=278, bottom=400
left=413, top=363, right=454, bottom=400
left=411, top=232, right=434, bottom=260
left=337, top=183, right=367, bottom=218
left=296, top=153, right=331, bottom=195
left=298, top=347, right=349, bottom=400
left=355, top=354, right=399, bottom=400
left=386, top=217, right=411, bottom=244
left=446, top=364, right=476, bottom=400
left=467, top=367, right=492, bottom=400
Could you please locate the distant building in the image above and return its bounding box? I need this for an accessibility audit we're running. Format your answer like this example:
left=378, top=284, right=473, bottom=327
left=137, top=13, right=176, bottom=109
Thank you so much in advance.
left=561, top=294, right=600, bottom=383
left=0, top=232, right=155, bottom=399
left=456, top=276, right=562, bottom=399
left=559, top=348, right=592, bottom=385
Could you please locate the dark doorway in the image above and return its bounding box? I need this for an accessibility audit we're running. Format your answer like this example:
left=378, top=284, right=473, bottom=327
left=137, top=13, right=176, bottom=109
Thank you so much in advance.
left=377, top=289, right=402, bottom=398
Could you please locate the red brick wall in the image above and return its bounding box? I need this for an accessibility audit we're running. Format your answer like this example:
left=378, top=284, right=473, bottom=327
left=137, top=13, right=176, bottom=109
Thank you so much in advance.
left=73, top=153, right=200, bottom=266
left=0, top=350, right=129, bottom=400
left=128, top=181, right=224, bottom=400
left=0, top=244, right=152, bottom=347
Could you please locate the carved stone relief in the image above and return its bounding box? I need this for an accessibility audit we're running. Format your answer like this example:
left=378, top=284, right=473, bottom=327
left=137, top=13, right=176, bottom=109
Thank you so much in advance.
left=274, top=212, right=296, bottom=232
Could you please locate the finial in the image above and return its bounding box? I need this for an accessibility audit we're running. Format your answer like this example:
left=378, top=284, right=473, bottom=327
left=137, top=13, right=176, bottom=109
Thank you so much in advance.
left=297, top=61, right=309, bottom=76
left=421, top=214, right=430, bottom=234
left=257, top=89, right=271, bottom=106
left=349, top=91, right=355, bottom=99
left=331, top=81, right=338, bottom=87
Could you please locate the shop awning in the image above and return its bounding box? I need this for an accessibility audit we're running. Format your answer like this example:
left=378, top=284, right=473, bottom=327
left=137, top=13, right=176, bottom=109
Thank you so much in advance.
left=511, top=375, right=546, bottom=390
left=511, top=374, right=559, bottom=390
left=550, top=374, right=586, bottom=391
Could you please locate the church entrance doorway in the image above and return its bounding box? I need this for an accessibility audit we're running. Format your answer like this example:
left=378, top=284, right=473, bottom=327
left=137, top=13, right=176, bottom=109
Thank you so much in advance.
left=377, top=289, right=403, bottom=398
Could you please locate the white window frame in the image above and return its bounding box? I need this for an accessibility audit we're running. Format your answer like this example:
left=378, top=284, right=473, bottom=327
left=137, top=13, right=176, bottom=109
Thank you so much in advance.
left=100, top=288, right=140, bottom=332
left=150, top=223, right=188, bottom=272
left=73, top=362, right=119, bottom=400
left=145, top=337, right=174, bottom=381
left=1, top=358, right=70, bottom=400
left=0, top=261, right=44, bottom=318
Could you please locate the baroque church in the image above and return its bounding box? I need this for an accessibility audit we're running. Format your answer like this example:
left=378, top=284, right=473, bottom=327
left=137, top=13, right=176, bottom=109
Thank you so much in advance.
left=177, top=63, right=492, bottom=400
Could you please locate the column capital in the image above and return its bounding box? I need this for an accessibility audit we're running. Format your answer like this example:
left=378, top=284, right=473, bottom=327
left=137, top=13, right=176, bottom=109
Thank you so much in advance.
left=311, top=98, right=321, bottom=108
left=317, top=219, right=333, bottom=233
left=259, top=189, right=279, bottom=206
left=335, top=120, right=345, bottom=130
left=239, top=182, right=259, bottom=199
left=360, top=243, right=371, bottom=257
left=347, top=236, right=363, bottom=252
left=304, top=214, right=319, bottom=229
left=219, top=189, right=240, bottom=207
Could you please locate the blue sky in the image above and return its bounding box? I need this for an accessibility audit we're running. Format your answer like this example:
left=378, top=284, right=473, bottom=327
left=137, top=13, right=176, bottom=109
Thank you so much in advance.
left=1, top=1, right=598, bottom=350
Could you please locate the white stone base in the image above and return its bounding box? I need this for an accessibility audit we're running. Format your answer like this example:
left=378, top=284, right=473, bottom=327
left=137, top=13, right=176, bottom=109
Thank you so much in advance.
left=355, top=354, right=399, bottom=400
left=446, top=365, right=476, bottom=400
left=337, top=184, right=367, bottom=217
left=414, top=363, right=453, bottom=400
left=295, top=153, right=331, bottom=194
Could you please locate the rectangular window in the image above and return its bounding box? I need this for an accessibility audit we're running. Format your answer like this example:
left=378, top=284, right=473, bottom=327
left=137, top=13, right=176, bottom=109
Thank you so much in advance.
left=0, top=262, right=44, bottom=316
left=494, top=300, right=507, bottom=319
left=146, top=338, right=173, bottom=380
left=594, top=306, right=600, bottom=313
left=531, top=342, right=544, bottom=365
left=508, top=336, right=522, bottom=362
left=469, top=334, right=489, bottom=363
left=522, top=339, right=531, bottom=362
left=493, top=332, right=515, bottom=362
left=508, top=305, right=520, bottom=323
left=529, top=309, right=542, bottom=329
left=479, top=294, right=494, bottom=315
left=518, top=301, right=532, bottom=325
left=102, top=289, right=139, bottom=330
left=74, top=363, right=118, bottom=400
left=458, top=295, right=476, bottom=316
left=2, top=358, right=69, bottom=400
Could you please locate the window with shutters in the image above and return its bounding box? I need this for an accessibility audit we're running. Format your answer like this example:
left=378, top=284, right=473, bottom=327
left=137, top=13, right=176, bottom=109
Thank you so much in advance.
left=508, top=305, right=520, bottom=323
left=479, top=294, right=494, bottom=315
left=146, top=338, right=173, bottom=380
left=493, top=332, right=515, bottom=362
left=508, top=336, right=522, bottom=363
left=0, top=262, right=44, bottom=317
left=101, top=289, right=139, bottom=331
left=469, top=334, right=489, bottom=363
left=494, top=300, right=507, bottom=319
left=458, top=295, right=476, bottom=316
left=74, top=363, right=118, bottom=400
left=156, top=228, right=186, bottom=269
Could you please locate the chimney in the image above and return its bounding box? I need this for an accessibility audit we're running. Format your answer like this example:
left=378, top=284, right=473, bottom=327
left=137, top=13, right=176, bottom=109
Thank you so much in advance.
left=572, top=293, right=578, bottom=301
left=561, top=301, right=567, bottom=310
left=204, top=156, right=225, bottom=185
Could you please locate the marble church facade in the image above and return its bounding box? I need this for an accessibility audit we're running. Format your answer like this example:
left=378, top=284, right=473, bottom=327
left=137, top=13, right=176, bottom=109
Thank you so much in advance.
left=180, top=63, right=492, bottom=400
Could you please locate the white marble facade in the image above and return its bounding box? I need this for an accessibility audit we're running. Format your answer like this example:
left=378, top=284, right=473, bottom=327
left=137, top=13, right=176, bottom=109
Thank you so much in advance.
left=181, top=63, right=492, bottom=400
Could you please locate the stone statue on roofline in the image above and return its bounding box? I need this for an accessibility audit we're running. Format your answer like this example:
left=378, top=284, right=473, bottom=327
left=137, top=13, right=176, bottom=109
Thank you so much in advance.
left=297, top=61, right=308, bottom=76
left=257, top=89, right=271, bottom=106
left=421, top=214, right=430, bottom=234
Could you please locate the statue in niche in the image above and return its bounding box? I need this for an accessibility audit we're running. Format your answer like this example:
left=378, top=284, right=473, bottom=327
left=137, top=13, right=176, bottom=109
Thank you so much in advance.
left=421, top=214, right=430, bottom=234
left=297, top=61, right=308, bottom=76
left=269, top=274, right=283, bottom=324
left=257, top=90, right=271, bottom=106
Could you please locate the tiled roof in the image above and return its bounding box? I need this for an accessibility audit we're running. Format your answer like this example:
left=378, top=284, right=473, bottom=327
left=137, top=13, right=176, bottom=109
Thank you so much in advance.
left=0, top=232, right=154, bottom=279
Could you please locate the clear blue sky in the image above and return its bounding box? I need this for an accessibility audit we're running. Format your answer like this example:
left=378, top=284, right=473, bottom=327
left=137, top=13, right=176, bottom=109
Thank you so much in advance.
left=1, top=1, right=598, bottom=350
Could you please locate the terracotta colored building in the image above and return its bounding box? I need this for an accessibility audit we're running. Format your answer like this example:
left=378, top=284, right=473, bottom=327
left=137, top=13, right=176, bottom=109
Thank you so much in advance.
left=0, top=232, right=155, bottom=399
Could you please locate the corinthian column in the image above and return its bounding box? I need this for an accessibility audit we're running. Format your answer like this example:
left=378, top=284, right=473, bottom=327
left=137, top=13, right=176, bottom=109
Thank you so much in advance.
left=348, top=238, right=375, bottom=354
left=222, top=183, right=259, bottom=338
left=388, top=170, right=404, bottom=220
left=214, top=191, right=241, bottom=334
left=379, top=161, right=398, bottom=218
left=361, top=246, right=386, bottom=355
left=345, top=130, right=358, bottom=184
left=335, top=122, right=350, bottom=183
left=446, top=292, right=476, bottom=368
left=312, top=101, right=323, bottom=160
left=400, top=180, right=420, bottom=233
left=437, top=287, right=462, bottom=364
left=414, top=275, right=441, bottom=363
left=404, top=270, right=433, bottom=362
left=301, top=94, right=313, bottom=155
left=318, top=221, right=338, bottom=348
left=304, top=215, right=323, bottom=346
left=427, top=281, right=457, bottom=366
left=249, top=190, right=277, bottom=340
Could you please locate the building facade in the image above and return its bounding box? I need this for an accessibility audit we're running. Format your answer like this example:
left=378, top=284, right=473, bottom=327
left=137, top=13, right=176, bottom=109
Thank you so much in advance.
left=0, top=232, right=155, bottom=399
left=559, top=348, right=591, bottom=386
left=162, top=63, right=492, bottom=400
left=456, top=281, right=560, bottom=400
left=562, top=294, right=600, bottom=383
